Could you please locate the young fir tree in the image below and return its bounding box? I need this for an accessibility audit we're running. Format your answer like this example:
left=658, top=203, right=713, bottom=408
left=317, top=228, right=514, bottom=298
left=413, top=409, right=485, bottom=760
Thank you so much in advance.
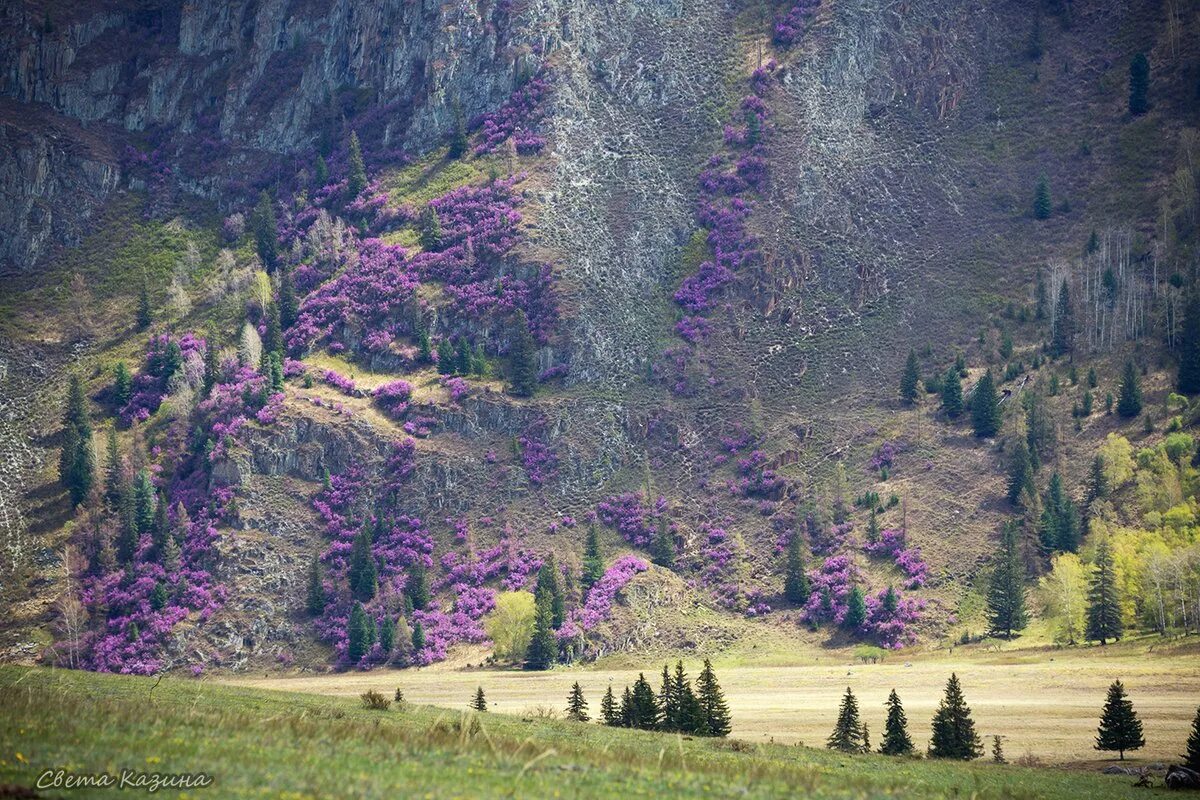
left=619, top=686, right=635, bottom=728
left=60, top=375, right=94, bottom=507
left=879, top=689, right=914, bottom=756
left=112, top=361, right=132, bottom=408
left=629, top=673, right=660, bottom=730
left=347, top=602, right=374, bottom=663
left=1182, top=705, right=1200, bottom=770
left=471, top=686, right=488, bottom=712
left=1006, top=439, right=1035, bottom=506
left=941, top=366, right=964, bottom=418
left=676, top=662, right=708, bottom=735
left=524, top=592, right=557, bottom=670
left=992, top=735, right=1006, bottom=764
left=1128, top=52, right=1150, bottom=116
left=1178, top=292, right=1200, bottom=395
left=928, top=673, right=983, bottom=760
left=436, top=339, right=455, bottom=374
left=253, top=190, right=278, bottom=271
left=844, top=585, right=867, bottom=631
left=417, top=329, right=432, bottom=363
left=347, top=526, right=378, bottom=602
left=1094, top=680, right=1144, bottom=759
left=658, top=663, right=676, bottom=730
left=305, top=554, right=327, bottom=615
left=448, top=104, right=469, bottom=160
left=971, top=370, right=1001, bottom=438
left=410, top=619, right=426, bottom=653
left=418, top=205, right=442, bottom=251
left=378, top=615, right=396, bottom=656
left=262, top=302, right=282, bottom=357
left=650, top=517, right=675, bottom=569
left=783, top=532, right=810, bottom=604
left=1086, top=538, right=1123, bottom=645
left=1051, top=281, right=1074, bottom=357
left=581, top=524, right=605, bottom=592
left=986, top=522, right=1028, bottom=638
left=696, top=662, right=729, bottom=738
left=202, top=336, right=220, bottom=399
left=1087, top=454, right=1109, bottom=506
left=454, top=338, right=471, bottom=375
left=314, top=153, right=329, bottom=187
left=347, top=131, right=367, bottom=198
left=566, top=682, right=590, bottom=722
left=600, top=685, right=619, bottom=726
left=116, top=489, right=139, bottom=564
left=827, top=686, right=869, bottom=753
left=508, top=309, right=538, bottom=398
left=534, top=555, right=565, bottom=628
left=103, top=428, right=122, bottom=507
left=132, top=468, right=155, bottom=538
left=1039, top=472, right=1080, bottom=553
left=159, top=506, right=182, bottom=573
left=1116, top=360, right=1142, bottom=418
left=1033, top=175, right=1053, bottom=220
left=900, top=349, right=921, bottom=405
left=406, top=557, right=429, bottom=610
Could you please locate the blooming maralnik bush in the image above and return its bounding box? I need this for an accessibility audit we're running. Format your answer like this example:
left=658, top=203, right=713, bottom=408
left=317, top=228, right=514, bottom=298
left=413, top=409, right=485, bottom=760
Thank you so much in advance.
left=373, top=380, right=413, bottom=419
left=863, top=528, right=928, bottom=589
left=772, top=0, right=821, bottom=47
left=863, top=588, right=925, bottom=649
left=440, top=375, right=470, bottom=403
left=595, top=493, right=668, bottom=548
left=868, top=441, right=898, bottom=473
left=700, top=526, right=747, bottom=611
left=558, top=555, right=648, bottom=639
left=518, top=421, right=558, bottom=486
left=472, top=72, right=552, bottom=156
left=120, top=333, right=206, bottom=424
left=801, top=555, right=861, bottom=626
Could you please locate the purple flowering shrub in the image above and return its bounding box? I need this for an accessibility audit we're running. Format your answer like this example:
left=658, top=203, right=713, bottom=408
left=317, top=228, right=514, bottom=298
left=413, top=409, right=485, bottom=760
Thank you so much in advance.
left=373, top=380, right=414, bottom=419
left=557, top=555, right=648, bottom=639
left=595, top=493, right=668, bottom=548
left=863, top=589, right=926, bottom=649
left=772, top=0, right=821, bottom=47
left=472, top=72, right=552, bottom=156
left=729, top=450, right=784, bottom=499
left=862, top=528, right=928, bottom=589
left=518, top=421, right=558, bottom=486
left=868, top=441, right=898, bottom=474
left=440, top=376, right=470, bottom=403
left=700, top=526, right=747, bottom=611
left=801, top=555, right=861, bottom=626
left=120, top=333, right=206, bottom=424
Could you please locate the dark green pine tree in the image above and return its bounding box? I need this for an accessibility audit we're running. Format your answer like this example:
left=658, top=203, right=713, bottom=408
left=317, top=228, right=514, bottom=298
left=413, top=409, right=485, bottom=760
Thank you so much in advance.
left=378, top=615, right=396, bottom=657
left=844, top=585, right=867, bottom=631
left=1051, top=281, right=1073, bottom=357
left=417, top=329, right=433, bottom=363
left=411, top=619, right=426, bottom=653
left=103, top=428, right=122, bottom=507
left=1087, top=454, right=1109, bottom=505
left=136, top=277, right=153, bottom=330
left=696, top=660, right=731, bottom=737
left=675, top=665, right=706, bottom=735
left=436, top=339, right=455, bottom=374
left=471, top=686, right=488, bottom=712
left=783, top=532, right=810, bottom=604
left=159, top=512, right=181, bottom=573
left=150, top=581, right=168, bottom=611
left=651, top=517, right=675, bottom=569
left=202, top=336, right=220, bottom=399
left=1178, top=292, right=1200, bottom=395
left=987, top=522, right=1028, bottom=639
left=314, top=153, right=329, bottom=187
left=262, top=302, right=282, bottom=357
left=278, top=263, right=298, bottom=331
left=347, top=131, right=367, bottom=197
left=418, top=205, right=443, bottom=251
left=619, top=686, right=635, bottom=728
left=132, top=468, right=156, bottom=538
left=566, top=681, right=590, bottom=722
left=347, top=525, right=378, bottom=602
left=112, top=361, right=132, bottom=408
left=928, top=673, right=983, bottom=760
left=827, top=686, right=868, bottom=753
left=1128, top=53, right=1150, bottom=116
left=1116, top=360, right=1142, bottom=418
left=1095, top=680, right=1144, bottom=759
left=658, top=663, right=676, bottom=730
left=941, top=367, right=963, bottom=419
left=534, top=555, right=565, bottom=628
left=305, top=555, right=327, bottom=616
left=581, top=524, right=605, bottom=592
left=268, top=352, right=285, bottom=394
left=600, top=685, right=619, bottom=726
left=454, top=338, right=471, bottom=375
left=900, top=349, right=921, bottom=405
left=879, top=689, right=914, bottom=756
left=508, top=309, right=538, bottom=398
left=253, top=190, right=278, bottom=271
left=1039, top=472, right=1080, bottom=553
left=347, top=601, right=374, bottom=663
left=629, top=674, right=660, bottom=730
left=406, top=557, right=429, bottom=610
left=524, top=592, right=557, bottom=670
left=448, top=104, right=469, bottom=160
left=1086, top=538, right=1123, bottom=645
left=1006, top=439, right=1035, bottom=507
left=60, top=375, right=94, bottom=507
left=1033, top=174, right=1052, bottom=220
left=971, top=370, right=1001, bottom=438
left=1182, top=705, right=1200, bottom=770
left=116, top=488, right=139, bottom=565
left=150, top=489, right=169, bottom=554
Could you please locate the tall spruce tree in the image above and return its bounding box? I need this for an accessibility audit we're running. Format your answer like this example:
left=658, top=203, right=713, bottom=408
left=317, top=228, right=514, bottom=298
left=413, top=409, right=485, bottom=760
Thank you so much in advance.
left=928, top=674, right=983, bottom=760
left=253, top=190, right=278, bottom=271
left=1051, top=281, right=1073, bottom=356
left=406, top=557, right=429, bottom=610
left=524, top=592, right=557, bottom=670
left=600, top=685, right=619, bottom=726
left=658, top=664, right=676, bottom=730
left=347, top=525, right=378, bottom=602
left=651, top=517, right=675, bottom=569
left=347, top=602, right=374, bottom=663
left=1095, top=680, right=1144, bottom=759
left=418, top=205, right=442, bottom=251
left=900, top=350, right=921, bottom=405
left=1182, top=705, right=1200, bottom=770
left=1086, top=538, right=1123, bottom=644
left=347, top=131, right=367, bottom=197
left=1128, top=53, right=1150, bottom=116
left=827, top=687, right=869, bottom=753
left=448, top=104, right=469, bottom=160
left=279, top=263, right=298, bottom=330
left=137, top=278, right=153, bottom=329
left=880, top=689, right=914, bottom=756
left=60, top=376, right=94, bottom=507
left=941, top=366, right=963, bottom=418
left=696, top=659, right=731, bottom=737
left=1033, top=175, right=1053, bottom=220
left=132, top=468, right=155, bottom=538
left=844, top=585, right=867, bottom=630
left=629, top=673, right=659, bottom=730
left=471, top=686, right=488, bottom=712
left=534, top=555, right=565, bottom=628
left=1039, top=473, right=1080, bottom=553
left=986, top=522, right=1028, bottom=638
left=1116, top=360, right=1142, bottom=418
left=971, top=370, right=1001, bottom=438
left=784, top=532, right=810, bottom=604
left=619, top=686, right=635, bottom=728
left=582, top=524, right=605, bottom=591
left=1178, top=292, right=1200, bottom=395
left=305, top=554, right=327, bottom=615
left=378, top=615, right=396, bottom=656
left=112, top=361, right=132, bottom=408
left=508, top=310, right=537, bottom=398
left=566, top=682, right=590, bottom=722
left=1006, top=439, right=1035, bottom=506
left=411, top=619, right=426, bottom=653
left=103, top=428, right=122, bottom=507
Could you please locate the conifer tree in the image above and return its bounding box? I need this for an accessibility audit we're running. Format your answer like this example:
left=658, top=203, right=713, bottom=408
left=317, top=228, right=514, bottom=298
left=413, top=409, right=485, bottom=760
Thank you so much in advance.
left=651, top=517, right=675, bottom=569
left=1039, top=472, right=1080, bottom=553
left=159, top=522, right=181, bottom=573
left=305, top=555, right=327, bottom=615
left=987, top=522, right=1027, bottom=638
left=347, top=131, right=367, bottom=197
left=471, top=686, right=488, bottom=712
left=419, top=205, right=443, bottom=251
left=448, top=104, right=469, bottom=160
left=524, top=592, right=557, bottom=670
left=253, top=190, right=278, bottom=271
left=150, top=581, right=167, bottom=611
left=928, top=673, right=983, bottom=760
left=1095, top=680, right=1144, bottom=759
left=202, top=337, right=220, bottom=399
left=314, top=153, right=329, bottom=187
left=1182, top=705, right=1200, bottom=770
left=900, top=349, right=921, bottom=405
left=1087, top=454, right=1109, bottom=505
left=348, top=525, right=378, bottom=602
left=132, top=468, right=155, bottom=538
left=880, top=689, right=914, bottom=756
left=1006, top=439, right=1034, bottom=507
left=103, top=428, right=122, bottom=507
left=1086, top=538, right=1123, bottom=645
left=508, top=310, right=537, bottom=398
left=417, top=329, right=432, bottom=363
left=601, top=685, right=619, bottom=726
left=827, top=687, right=868, bottom=753
left=582, top=524, right=605, bottom=592
left=629, top=673, right=659, bottom=730
left=60, top=376, right=94, bottom=507
left=454, top=338, right=471, bottom=375
left=971, top=370, right=1001, bottom=438
left=658, top=663, right=676, bottom=730
left=1033, top=175, right=1052, bottom=220
left=347, top=601, right=374, bottom=663
left=1178, top=292, right=1200, bottom=395
left=696, top=660, right=731, bottom=737
left=784, top=532, right=810, bottom=604
left=534, top=555, right=565, bottom=628
left=566, top=682, right=590, bottom=722
left=116, top=489, right=138, bottom=565
left=112, top=361, right=132, bottom=408
left=406, top=557, right=429, bottom=610
left=1116, top=360, right=1142, bottom=418
left=992, top=735, right=1006, bottom=763
left=151, top=489, right=169, bottom=554
left=941, top=367, right=963, bottom=418
left=378, top=615, right=396, bottom=656
left=263, top=302, right=282, bottom=357
left=1128, top=53, right=1150, bottom=116
left=844, top=585, right=867, bottom=630
left=411, top=619, right=426, bottom=653
left=436, top=339, right=454, bottom=374
left=1051, top=281, right=1073, bottom=356
left=619, top=686, right=635, bottom=728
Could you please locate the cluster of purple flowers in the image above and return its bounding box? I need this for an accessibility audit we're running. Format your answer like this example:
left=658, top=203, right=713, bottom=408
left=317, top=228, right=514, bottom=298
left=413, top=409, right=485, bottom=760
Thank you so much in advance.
left=320, top=369, right=360, bottom=396
left=372, top=380, right=414, bottom=419
left=595, top=493, right=668, bottom=548
left=440, top=375, right=470, bottom=403
left=863, top=528, right=928, bottom=589
left=119, top=333, right=206, bottom=424
left=518, top=421, right=558, bottom=486
left=772, top=0, right=821, bottom=47
left=863, top=589, right=926, bottom=649
left=868, top=441, right=898, bottom=473
left=472, top=72, right=552, bottom=156
left=700, top=526, right=746, bottom=611
left=729, top=450, right=784, bottom=499
left=558, top=555, right=648, bottom=639
left=801, top=555, right=861, bottom=626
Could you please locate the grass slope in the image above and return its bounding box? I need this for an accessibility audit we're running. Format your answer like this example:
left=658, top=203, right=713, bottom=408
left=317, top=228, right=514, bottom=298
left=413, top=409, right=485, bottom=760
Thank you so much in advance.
left=0, top=666, right=1163, bottom=799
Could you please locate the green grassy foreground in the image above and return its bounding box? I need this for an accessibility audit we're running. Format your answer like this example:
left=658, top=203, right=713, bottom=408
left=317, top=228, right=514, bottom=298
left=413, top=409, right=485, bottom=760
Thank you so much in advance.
left=0, top=666, right=1160, bottom=799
